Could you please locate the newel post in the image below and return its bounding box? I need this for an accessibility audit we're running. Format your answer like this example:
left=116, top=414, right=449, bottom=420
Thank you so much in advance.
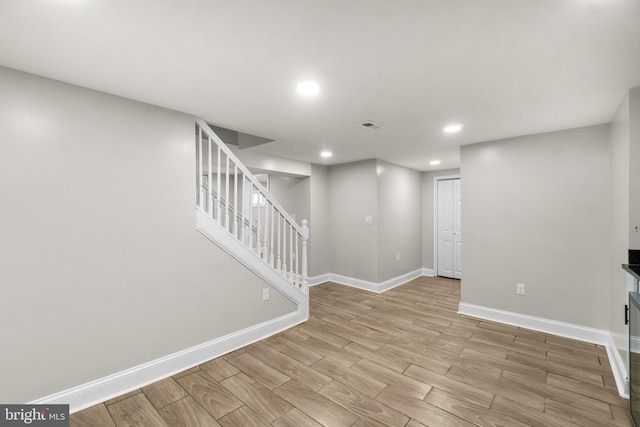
left=301, top=220, right=309, bottom=287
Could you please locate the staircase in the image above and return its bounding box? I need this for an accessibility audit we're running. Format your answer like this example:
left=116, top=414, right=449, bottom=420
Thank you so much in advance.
left=194, top=119, right=309, bottom=309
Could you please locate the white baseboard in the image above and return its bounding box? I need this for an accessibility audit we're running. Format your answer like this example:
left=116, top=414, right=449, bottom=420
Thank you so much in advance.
left=30, top=309, right=308, bottom=414
left=458, top=302, right=629, bottom=398
left=308, top=269, right=425, bottom=294
left=421, top=268, right=435, bottom=277
left=307, top=273, right=332, bottom=286
left=607, top=333, right=630, bottom=398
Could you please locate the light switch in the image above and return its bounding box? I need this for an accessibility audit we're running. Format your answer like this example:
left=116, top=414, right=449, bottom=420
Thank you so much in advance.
left=364, top=216, right=373, bottom=225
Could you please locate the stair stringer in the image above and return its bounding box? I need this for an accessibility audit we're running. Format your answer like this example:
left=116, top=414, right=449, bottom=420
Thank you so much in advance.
left=196, top=208, right=309, bottom=315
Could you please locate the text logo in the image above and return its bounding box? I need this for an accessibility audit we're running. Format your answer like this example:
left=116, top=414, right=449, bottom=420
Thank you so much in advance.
left=0, top=405, right=68, bottom=426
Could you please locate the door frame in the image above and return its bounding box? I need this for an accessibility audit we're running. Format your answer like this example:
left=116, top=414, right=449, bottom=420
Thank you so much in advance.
left=433, top=174, right=461, bottom=277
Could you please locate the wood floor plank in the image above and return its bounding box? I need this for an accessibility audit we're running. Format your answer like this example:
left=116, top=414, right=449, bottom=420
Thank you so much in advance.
left=490, top=394, right=582, bottom=427
left=273, top=379, right=358, bottom=427
left=272, top=408, right=323, bottom=427
left=107, top=393, right=168, bottom=427
left=403, top=364, right=494, bottom=408
left=298, top=322, right=351, bottom=348
left=376, top=385, right=475, bottom=427
left=544, top=399, right=621, bottom=427
left=378, top=343, right=451, bottom=375
left=278, top=328, right=310, bottom=344
left=318, top=380, right=409, bottom=427
left=351, top=358, right=432, bottom=399
left=227, top=352, right=290, bottom=390
left=310, top=357, right=386, bottom=398
left=264, top=336, right=322, bottom=366
left=329, top=327, right=385, bottom=350
left=300, top=337, right=360, bottom=367
left=220, top=373, right=292, bottom=422
left=158, top=396, right=221, bottom=427
left=506, top=351, right=606, bottom=386
left=546, top=372, right=629, bottom=408
left=613, top=404, right=633, bottom=422
left=264, top=353, right=332, bottom=392
left=445, top=359, right=503, bottom=385
left=460, top=347, right=548, bottom=382
left=546, top=350, right=611, bottom=375
left=172, top=366, right=202, bottom=380
left=477, top=320, right=520, bottom=335
left=217, top=405, right=271, bottom=427
left=200, top=357, right=241, bottom=382
left=176, top=371, right=243, bottom=419
left=514, top=327, right=547, bottom=342
left=104, top=390, right=142, bottom=407
left=142, top=377, right=188, bottom=409
left=425, top=388, right=530, bottom=427
left=70, top=404, right=115, bottom=427
left=343, top=341, right=411, bottom=372
left=545, top=335, right=602, bottom=353
left=244, top=342, right=281, bottom=360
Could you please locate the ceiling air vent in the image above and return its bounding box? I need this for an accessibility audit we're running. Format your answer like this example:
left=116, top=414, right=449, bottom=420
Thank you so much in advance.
left=359, top=120, right=384, bottom=130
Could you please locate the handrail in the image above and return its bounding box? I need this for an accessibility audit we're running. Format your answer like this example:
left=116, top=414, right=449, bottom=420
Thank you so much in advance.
left=195, top=119, right=309, bottom=288
left=196, top=118, right=303, bottom=235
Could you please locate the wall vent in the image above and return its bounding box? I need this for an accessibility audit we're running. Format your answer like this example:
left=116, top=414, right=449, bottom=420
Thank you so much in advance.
left=359, top=120, right=384, bottom=130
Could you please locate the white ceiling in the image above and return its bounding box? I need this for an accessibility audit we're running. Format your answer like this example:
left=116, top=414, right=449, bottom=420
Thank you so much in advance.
left=0, top=0, right=638, bottom=171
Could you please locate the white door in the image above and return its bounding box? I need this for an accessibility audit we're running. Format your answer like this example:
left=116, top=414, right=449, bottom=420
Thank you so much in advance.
left=437, top=178, right=461, bottom=279
left=453, top=178, right=462, bottom=279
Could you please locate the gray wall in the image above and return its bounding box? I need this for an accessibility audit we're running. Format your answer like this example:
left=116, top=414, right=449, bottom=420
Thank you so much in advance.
left=328, top=160, right=379, bottom=282
left=460, top=125, right=611, bottom=329
left=630, top=88, right=640, bottom=249
left=609, top=87, right=640, bottom=374
left=325, top=159, right=422, bottom=283
left=421, top=168, right=460, bottom=270
left=229, top=145, right=311, bottom=177
left=309, top=164, right=331, bottom=276
left=269, top=175, right=310, bottom=224
left=610, top=91, right=631, bottom=371
left=0, top=67, right=295, bottom=403
left=377, top=160, right=422, bottom=281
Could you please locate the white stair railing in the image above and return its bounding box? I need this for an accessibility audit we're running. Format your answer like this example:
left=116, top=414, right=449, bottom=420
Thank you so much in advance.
left=196, top=119, right=309, bottom=288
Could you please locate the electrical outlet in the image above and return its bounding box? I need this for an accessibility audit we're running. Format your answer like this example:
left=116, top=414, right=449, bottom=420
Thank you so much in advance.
left=262, top=288, right=270, bottom=301
left=364, top=216, right=373, bottom=225
left=516, top=283, right=526, bottom=295
left=396, top=252, right=401, bottom=261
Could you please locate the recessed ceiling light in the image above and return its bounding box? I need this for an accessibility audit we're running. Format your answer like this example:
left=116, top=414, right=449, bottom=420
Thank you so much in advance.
left=320, top=150, right=332, bottom=158
left=430, top=160, right=441, bottom=165
left=297, top=81, right=320, bottom=96
left=444, top=124, right=463, bottom=133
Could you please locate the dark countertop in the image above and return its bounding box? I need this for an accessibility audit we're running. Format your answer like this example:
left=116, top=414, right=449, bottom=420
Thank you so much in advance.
left=623, top=264, right=640, bottom=281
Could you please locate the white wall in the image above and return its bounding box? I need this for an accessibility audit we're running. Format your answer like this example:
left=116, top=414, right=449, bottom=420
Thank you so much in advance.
left=0, top=67, right=296, bottom=403
left=377, top=160, right=422, bottom=281
left=421, top=169, right=460, bottom=270
left=460, top=125, right=611, bottom=329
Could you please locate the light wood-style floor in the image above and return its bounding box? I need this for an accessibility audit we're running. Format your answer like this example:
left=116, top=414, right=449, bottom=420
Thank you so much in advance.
left=71, top=276, right=631, bottom=426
